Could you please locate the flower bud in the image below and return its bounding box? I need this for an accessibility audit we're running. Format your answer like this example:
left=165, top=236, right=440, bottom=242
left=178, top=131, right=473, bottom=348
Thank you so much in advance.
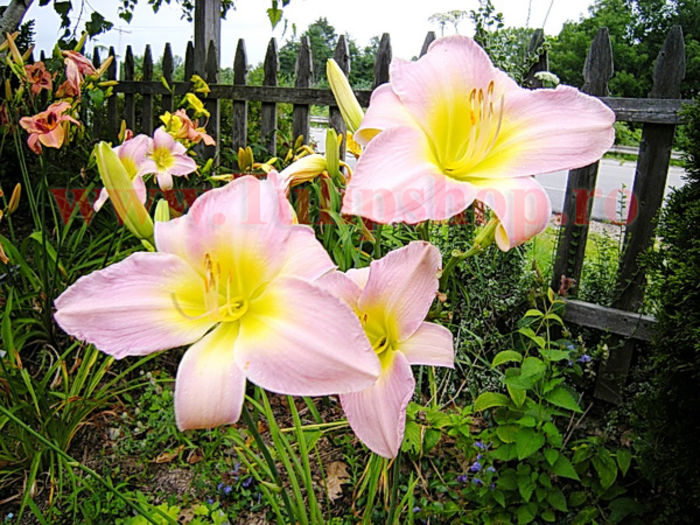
left=326, top=59, right=364, bottom=133
left=279, top=154, right=327, bottom=187
left=325, top=129, right=341, bottom=178
left=7, top=183, right=21, bottom=214
left=154, top=199, right=170, bottom=222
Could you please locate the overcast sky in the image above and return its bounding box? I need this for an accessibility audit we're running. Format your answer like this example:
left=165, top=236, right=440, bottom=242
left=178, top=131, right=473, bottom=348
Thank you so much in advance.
left=22, top=0, right=594, bottom=68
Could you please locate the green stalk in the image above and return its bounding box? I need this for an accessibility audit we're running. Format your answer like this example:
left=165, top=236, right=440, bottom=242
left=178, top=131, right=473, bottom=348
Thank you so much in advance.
left=386, top=452, right=402, bottom=524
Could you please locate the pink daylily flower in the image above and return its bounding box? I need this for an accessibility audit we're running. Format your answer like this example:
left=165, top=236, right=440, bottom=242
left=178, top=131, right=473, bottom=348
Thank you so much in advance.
left=18, top=101, right=80, bottom=154
left=141, top=128, right=197, bottom=191
left=343, top=36, right=615, bottom=250
left=317, top=241, right=454, bottom=457
left=94, top=134, right=152, bottom=212
left=24, top=62, right=53, bottom=96
left=62, top=50, right=97, bottom=97
left=54, top=174, right=380, bottom=430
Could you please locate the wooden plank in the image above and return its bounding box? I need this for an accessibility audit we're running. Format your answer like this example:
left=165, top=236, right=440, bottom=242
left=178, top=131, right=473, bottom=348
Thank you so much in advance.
left=107, top=46, right=118, bottom=139
left=419, top=31, right=435, bottom=57
left=563, top=299, right=656, bottom=342
left=162, top=43, right=174, bottom=113
left=596, top=26, right=686, bottom=404
left=373, top=33, right=391, bottom=88
left=600, top=97, right=688, bottom=124
left=194, top=0, right=221, bottom=75
left=202, top=39, right=220, bottom=160
left=552, top=28, right=613, bottom=296
left=91, top=47, right=100, bottom=69
left=123, top=45, right=135, bottom=130
left=293, top=36, right=313, bottom=144
left=523, top=28, right=547, bottom=88
left=232, top=38, right=248, bottom=154
left=329, top=35, right=349, bottom=159
left=261, top=38, right=278, bottom=156
left=141, top=44, right=154, bottom=134
left=184, top=41, right=195, bottom=81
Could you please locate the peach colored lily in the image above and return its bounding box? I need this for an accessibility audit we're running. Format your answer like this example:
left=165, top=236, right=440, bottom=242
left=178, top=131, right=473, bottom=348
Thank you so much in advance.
left=160, top=109, right=215, bottom=146
left=19, top=101, right=79, bottom=154
left=54, top=174, right=380, bottom=430
left=317, top=241, right=454, bottom=457
left=62, top=50, right=97, bottom=97
left=24, top=62, right=53, bottom=96
left=94, top=134, right=152, bottom=212
left=141, top=128, right=197, bottom=191
left=343, top=36, right=615, bottom=250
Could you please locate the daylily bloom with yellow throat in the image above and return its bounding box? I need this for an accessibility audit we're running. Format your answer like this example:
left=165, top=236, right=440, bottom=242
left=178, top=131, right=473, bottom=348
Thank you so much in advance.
left=141, top=128, right=197, bottom=190
left=317, top=241, right=454, bottom=457
left=24, top=62, right=53, bottom=96
left=343, top=36, right=615, bottom=250
left=160, top=109, right=215, bottom=146
left=19, top=101, right=80, bottom=154
left=54, top=174, right=380, bottom=430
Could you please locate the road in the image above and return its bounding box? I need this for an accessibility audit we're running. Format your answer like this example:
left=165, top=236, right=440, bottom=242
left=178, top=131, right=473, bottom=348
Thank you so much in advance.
left=310, top=126, right=687, bottom=221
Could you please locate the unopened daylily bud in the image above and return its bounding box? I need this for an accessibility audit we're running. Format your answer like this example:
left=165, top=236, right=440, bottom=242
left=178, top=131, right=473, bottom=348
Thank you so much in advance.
left=94, top=55, right=114, bottom=78
left=95, top=142, right=153, bottom=241
left=0, top=238, right=8, bottom=265
left=293, top=135, right=304, bottom=151
left=154, top=199, right=170, bottom=222
left=0, top=32, right=19, bottom=52
left=21, top=45, right=34, bottom=62
left=237, top=147, right=253, bottom=171
left=325, top=129, right=340, bottom=178
left=97, top=80, right=118, bottom=87
left=5, top=33, right=23, bottom=66
left=74, top=32, right=88, bottom=52
left=4, top=79, right=11, bottom=100
left=7, top=183, right=21, bottom=214
left=280, top=154, right=327, bottom=187
left=326, top=59, right=364, bottom=133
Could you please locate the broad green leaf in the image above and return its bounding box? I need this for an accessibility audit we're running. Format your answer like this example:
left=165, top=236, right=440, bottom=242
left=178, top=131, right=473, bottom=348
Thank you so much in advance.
left=496, top=424, right=519, bottom=443
left=521, top=357, right=546, bottom=379
left=544, top=448, right=559, bottom=466
left=524, top=309, right=543, bottom=318
left=516, top=503, right=536, bottom=524
left=498, top=469, right=517, bottom=490
left=608, top=497, right=640, bottom=523
left=616, top=449, right=632, bottom=476
left=592, top=448, right=617, bottom=489
left=543, top=312, right=564, bottom=325
left=539, top=349, right=571, bottom=362
left=517, top=475, right=535, bottom=502
left=423, top=428, right=441, bottom=453
left=492, top=443, right=517, bottom=461
left=492, top=350, right=523, bottom=367
left=552, top=455, right=580, bottom=480
left=401, top=420, right=421, bottom=455
left=569, top=491, right=587, bottom=507
left=516, top=415, right=536, bottom=427
left=515, top=428, right=545, bottom=460
left=544, top=387, right=582, bottom=413
left=492, top=489, right=506, bottom=508
left=547, top=488, right=568, bottom=512
left=541, top=509, right=556, bottom=522
left=507, top=384, right=527, bottom=407
left=474, top=392, right=510, bottom=412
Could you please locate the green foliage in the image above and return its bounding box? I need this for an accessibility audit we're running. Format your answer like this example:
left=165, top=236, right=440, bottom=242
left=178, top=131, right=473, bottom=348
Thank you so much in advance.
left=628, top=95, right=700, bottom=522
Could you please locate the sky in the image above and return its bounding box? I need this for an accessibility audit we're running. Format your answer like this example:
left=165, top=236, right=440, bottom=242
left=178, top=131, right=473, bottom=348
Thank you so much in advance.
left=21, top=0, right=594, bottom=68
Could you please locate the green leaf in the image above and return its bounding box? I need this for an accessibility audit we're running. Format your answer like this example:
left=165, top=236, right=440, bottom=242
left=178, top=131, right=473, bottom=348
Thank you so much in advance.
left=592, top=448, right=618, bottom=489
left=524, top=308, right=543, bottom=318
left=544, top=448, right=559, bottom=466
left=474, top=392, right=510, bottom=412
left=496, top=424, right=519, bottom=444
left=517, top=475, right=535, bottom=502
left=569, top=491, right=587, bottom=507
left=267, top=7, right=283, bottom=28
left=492, top=350, right=523, bottom=367
left=552, top=455, right=580, bottom=480
left=616, top=449, right=632, bottom=476
left=515, top=428, right=545, bottom=460
left=492, top=490, right=506, bottom=508
left=539, top=349, right=571, bottom=361
left=507, top=384, right=527, bottom=407
left=498, top=469, right=517, bottom=490
left=521, top=357, right=546, bottom=379
left=544, top=387, right=582, bottom=413
left=401, top=420, right=421, bottom=455
left=492, top=443, right=517, bottom=461
left=516, top=503, right=536, bottom=524
left=515, top=415, right=536, bottom=427
left=608, top=497, right=640, bottom=523
left=541, top=509, right=556, bottom=522
left=546, top=488, right=568, bottom=512
left=423, top=428, right=441, bottom=453
left=542, top=422, right=562, bottom=447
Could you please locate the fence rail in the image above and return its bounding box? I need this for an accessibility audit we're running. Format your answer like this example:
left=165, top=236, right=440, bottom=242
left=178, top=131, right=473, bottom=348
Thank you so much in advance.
left=93, top=26, right=688, bottom=401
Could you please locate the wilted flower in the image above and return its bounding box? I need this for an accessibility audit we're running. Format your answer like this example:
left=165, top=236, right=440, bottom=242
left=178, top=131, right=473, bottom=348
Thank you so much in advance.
left=54, top=174, right=380, bottom=430
left=343, top=36, right=614, bottom=250
left=62, top=50, right=97, bottom=97
left=317, top=241, right=454, bottom=458
left=19, top=101, right=80, bottom=154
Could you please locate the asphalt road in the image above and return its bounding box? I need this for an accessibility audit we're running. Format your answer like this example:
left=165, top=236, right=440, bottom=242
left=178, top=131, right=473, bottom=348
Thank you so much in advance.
left=310, top=126, right=688, bottom=222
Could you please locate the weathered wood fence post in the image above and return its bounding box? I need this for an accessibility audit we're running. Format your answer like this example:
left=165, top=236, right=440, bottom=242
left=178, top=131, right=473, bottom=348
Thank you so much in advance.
left=123, top=45, right=136, bottom=131
left=373, top=33, right=391, bottom=88
left=194, top=0, right=220, bottom=75
left=595, top=26, right=686, bottom=403
left=551, top=28, right=613, bottom=296
left=329, top=35, right=350, bottom=159
left=293, top=36, right=313, bottom=144
left=107, top=46, right=118, bottom=139
left=420, top=31, right=436, bottom=57
left=232, top=38, right=247, bottom=155
left=141, top=44, right=154, bottom=135
left=162, top=43, right=174, bottom=113
left=523, top=28, right=548, bottom=88
left=261, top=38, right=278, bottom=156
left=202, top=40, right=220, bottom=160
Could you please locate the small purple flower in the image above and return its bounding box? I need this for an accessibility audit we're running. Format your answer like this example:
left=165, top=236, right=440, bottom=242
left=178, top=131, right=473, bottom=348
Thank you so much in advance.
left=567, top=360, right=574, bottom=367
left=232, top=462, right=241, bottom=474
left=489, top=482, right=496, bottom=490
left=223, top=485, right=232, bottom=495
left=242, top=476, right=253, bottom=488
left=469, top=461, right=482, bottom=473
left=487, top=466, right=496, bottom=473
left=207, top=498, right=214, bottom=504
left=474, top=440, right=486, bottom=450
left=472, top=477, right=483, bottom=486
left=216, top=482, right=224, bottom=491
left=566, top=343, right=575, bottom=350
left=413, top=506, right=421, bottom=513
left=456, top=474, right=468, bottom=483
left=577, top=354, right=592, bottom=363
left=476, top=454, right=483, bottom=460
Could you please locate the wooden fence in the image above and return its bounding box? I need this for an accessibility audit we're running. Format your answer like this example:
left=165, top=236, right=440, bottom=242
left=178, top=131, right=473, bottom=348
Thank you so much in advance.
left=90, top=27, right=688, bottom=402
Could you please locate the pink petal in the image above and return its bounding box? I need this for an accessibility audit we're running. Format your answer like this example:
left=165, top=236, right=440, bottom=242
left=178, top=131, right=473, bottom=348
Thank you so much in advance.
left=494, top=85, right=615, bottom=177
left=132, top=174, right=147, bottom=205
left=389, top=35, right=518, bottom=133
left=340, top=351, right=415, bottom=458
left=346, top=267, right=370, bottom=290
left=169, top=154, right=197, bottom=175
left=279, top=226, right=335, bottom=281
left=315, top=270, right=362, bottom=308
left=157, top=171, right=174, bottom=191
left=358, top=241, right=441, bottom=342
left=342, top=126, right=476, bottom=223
left=54, top=252, right=213, bottom=359
left=235, top=277, right=379, bottom=396
left=174, top=323, right=247, bottom=430
left=38, top=126, right=65, bottom=149
left=472, top=176, right=552, bottom=250
left=355, top=83, right=416, bottom=145
left=93, top=188, right=109, bottom=212
left=117, top=134, right=152, bottom=163
left=155, top=177, right=299, bottom=293
left=152, top=127, right=179, bottom=151
left=398, top=322, right=454, bottom=368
